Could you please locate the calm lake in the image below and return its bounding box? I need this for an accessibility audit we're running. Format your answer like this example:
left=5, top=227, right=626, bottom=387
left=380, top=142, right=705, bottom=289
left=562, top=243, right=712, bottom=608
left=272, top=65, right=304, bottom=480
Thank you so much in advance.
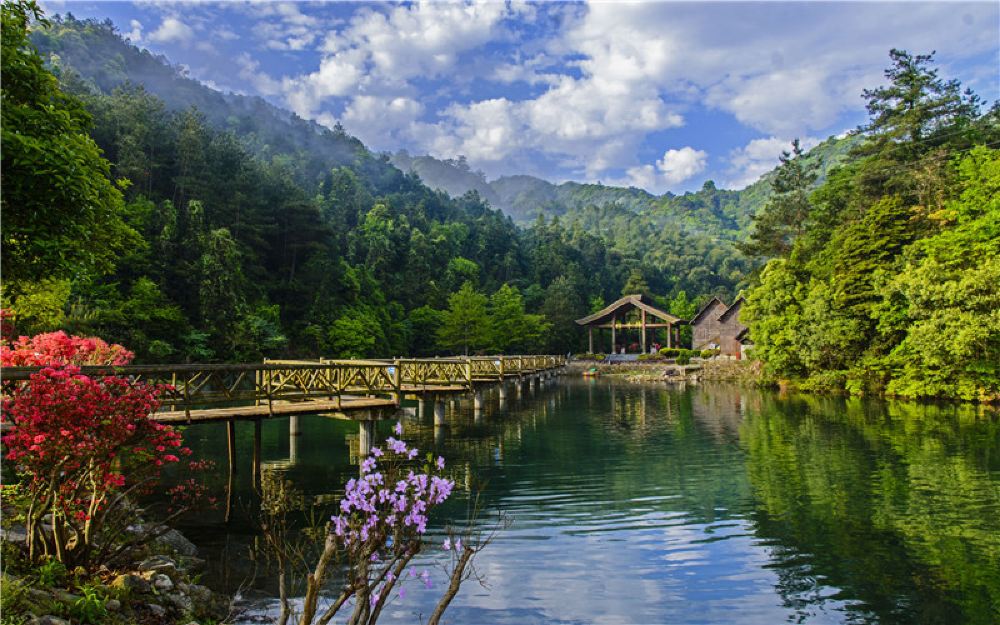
left=170, top=379, right=1000, bottom=625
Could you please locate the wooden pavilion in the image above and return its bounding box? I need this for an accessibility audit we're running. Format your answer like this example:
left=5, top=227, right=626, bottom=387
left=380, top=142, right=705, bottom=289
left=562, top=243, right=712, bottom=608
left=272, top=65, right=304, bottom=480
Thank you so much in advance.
left=575, top=294, right=683, bottom=354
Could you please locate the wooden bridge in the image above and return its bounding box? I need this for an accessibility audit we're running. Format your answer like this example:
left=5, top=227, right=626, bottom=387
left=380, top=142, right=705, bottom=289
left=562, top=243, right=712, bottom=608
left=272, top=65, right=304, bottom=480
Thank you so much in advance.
left=2, top=355, right=565, bottom=483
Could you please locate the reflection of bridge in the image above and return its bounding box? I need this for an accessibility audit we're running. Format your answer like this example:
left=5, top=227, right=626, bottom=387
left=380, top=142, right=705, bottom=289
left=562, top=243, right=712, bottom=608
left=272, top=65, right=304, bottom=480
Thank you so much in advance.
left=2, top=355, right=565, bottom=483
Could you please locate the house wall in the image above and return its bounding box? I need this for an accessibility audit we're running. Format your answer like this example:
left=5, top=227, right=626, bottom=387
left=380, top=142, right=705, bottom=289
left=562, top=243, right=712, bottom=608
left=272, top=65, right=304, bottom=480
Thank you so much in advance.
left=691, top=300, right=728, bottom=350
left=718, top=300, right=747, bottom=357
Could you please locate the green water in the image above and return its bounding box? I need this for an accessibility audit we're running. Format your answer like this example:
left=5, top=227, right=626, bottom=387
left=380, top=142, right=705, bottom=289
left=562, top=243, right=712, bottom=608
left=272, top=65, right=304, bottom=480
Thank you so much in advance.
left=171, top=380, right=1000, bottom=625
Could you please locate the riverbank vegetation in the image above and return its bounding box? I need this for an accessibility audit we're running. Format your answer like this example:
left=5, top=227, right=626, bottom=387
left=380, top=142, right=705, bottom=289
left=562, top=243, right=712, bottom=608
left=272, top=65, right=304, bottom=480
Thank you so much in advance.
left=741, top=50, right=1000, bottom=402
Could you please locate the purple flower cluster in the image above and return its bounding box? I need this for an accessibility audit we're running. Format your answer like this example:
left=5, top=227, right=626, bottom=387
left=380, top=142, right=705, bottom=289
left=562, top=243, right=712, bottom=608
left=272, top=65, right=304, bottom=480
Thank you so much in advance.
left=331, top=434, right=455, bottom=550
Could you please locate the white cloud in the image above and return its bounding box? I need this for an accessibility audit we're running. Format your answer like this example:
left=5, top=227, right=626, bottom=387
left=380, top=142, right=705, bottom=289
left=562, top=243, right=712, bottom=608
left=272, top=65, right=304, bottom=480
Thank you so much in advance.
left=147, top=16, right=194, bottom=44
left=126, top=19, right=143, bottom=42
left=211, top=1, right=997, bottom=185
left=725, top=136, right=822, bottom=190
left=342, top=95, right=424, bottom=150
left=658, top=148, right=708, bottom=186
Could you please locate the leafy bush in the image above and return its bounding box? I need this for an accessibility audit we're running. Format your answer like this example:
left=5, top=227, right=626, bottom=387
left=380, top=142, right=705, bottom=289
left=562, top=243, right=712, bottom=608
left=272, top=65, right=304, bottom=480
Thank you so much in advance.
left=36, top=559, right=66, bottom=587
left=659, top=348, right=680, bottom=357
left=701, top=349, right=720, bottom=358
left=575, top=353, right=606, bottom=361
left=637, top=353, right=664, bottom=361
left=0, top=331, right=202, bottom=569
left=677, top=355, right=691, bottom=365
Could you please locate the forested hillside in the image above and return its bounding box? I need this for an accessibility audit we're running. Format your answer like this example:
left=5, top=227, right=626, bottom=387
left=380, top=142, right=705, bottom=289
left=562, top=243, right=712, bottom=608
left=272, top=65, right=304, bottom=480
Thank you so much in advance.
left=740, top=50, right=1000, bottom=401
left=3, top=10, right=753, bottom=362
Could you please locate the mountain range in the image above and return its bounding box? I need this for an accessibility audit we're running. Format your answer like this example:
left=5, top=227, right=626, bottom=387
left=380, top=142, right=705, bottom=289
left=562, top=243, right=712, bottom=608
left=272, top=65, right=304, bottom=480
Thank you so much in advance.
left=32, top=14, right=855, bottom=242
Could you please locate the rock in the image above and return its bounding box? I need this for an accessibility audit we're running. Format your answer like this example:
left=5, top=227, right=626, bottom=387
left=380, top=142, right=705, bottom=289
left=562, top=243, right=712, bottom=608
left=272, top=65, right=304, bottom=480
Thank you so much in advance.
left=27, top=617, right=70, bottom=625
left=26, top=588, right=52, bottom=604
left=155, top=528, right=198, bottom=556
left=186, top=584, right=213, bottom=606
left=167, top=592, right=194, bottom=612
left=177, top=555, right=206, bottom=573
left=111, top=573, right=151, bottom=594
left=147, top=603, right=167, bottom=618
left=1, top=524, right=28, bottom=545
left=152, top=573, right=174, bottom=592
left=138, top=555, right=178, bottom=577
left=105, top=598, right=122, bottom=612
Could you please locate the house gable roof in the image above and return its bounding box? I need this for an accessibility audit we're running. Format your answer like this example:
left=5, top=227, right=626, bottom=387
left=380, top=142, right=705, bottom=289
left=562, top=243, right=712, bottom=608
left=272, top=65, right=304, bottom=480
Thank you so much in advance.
left=690, top=297, right=727, bottom=325
left=575, top=294, right=681, bottom=326
left=718, top=296, right=745, bottom=323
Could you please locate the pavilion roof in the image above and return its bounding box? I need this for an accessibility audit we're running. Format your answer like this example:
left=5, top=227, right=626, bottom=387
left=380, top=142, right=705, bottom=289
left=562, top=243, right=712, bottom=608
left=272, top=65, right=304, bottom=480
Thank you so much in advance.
left=575, top=294, right=682, bottom=326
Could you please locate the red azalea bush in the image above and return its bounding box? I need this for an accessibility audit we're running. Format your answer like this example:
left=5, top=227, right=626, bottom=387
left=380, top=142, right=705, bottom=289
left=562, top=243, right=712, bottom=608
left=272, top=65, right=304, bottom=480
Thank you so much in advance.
left=1, top=329, right=134, bottom=367
left=0, top=329, right=202, bottom=568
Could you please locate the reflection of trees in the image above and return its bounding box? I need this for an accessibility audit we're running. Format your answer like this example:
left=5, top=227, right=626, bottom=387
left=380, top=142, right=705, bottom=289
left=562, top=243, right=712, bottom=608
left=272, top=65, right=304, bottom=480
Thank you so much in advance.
left=741, top=394, right=1000, bottom=625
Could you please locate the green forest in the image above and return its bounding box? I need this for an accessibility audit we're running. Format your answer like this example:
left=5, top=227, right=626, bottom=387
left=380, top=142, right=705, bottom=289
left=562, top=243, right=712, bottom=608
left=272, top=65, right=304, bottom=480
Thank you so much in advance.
left=2, top=4, right=998, bottom=401
left=741, top=51, right=1000, bottom=401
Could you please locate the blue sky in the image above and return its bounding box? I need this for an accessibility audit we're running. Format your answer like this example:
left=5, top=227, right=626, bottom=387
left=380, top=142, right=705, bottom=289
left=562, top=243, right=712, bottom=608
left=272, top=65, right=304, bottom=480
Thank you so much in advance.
left=43, top=1, right=999, bottom=193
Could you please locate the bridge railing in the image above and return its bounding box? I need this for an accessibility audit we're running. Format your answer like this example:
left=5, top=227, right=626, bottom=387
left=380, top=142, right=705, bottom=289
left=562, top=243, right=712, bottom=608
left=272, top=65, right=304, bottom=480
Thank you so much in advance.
left=1, top=356, right=565, bottom=416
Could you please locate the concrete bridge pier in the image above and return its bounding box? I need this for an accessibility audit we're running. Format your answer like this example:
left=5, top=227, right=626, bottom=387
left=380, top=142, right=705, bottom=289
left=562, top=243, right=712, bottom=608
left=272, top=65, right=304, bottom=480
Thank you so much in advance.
left=358, top=419, right=375, bottom=457
left=289, top=416, right=301, bottom=464
left=418, top=397, right=427, bottom=420
left=434, top=396, right=447, bottom=427
left=498, top=381, right=508, bottom=401
left=473, top=388, right=485, bottom=413
left=528, top=376, right=537, bottom=393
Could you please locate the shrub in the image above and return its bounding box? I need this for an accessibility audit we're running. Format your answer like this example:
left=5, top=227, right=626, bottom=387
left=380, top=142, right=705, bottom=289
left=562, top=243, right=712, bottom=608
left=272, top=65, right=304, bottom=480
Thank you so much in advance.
left=677, top=355, right=691, bottom=365
left=0, top=332, right=203, bottom=569
left=637, top=353, right=664, bottom=361
left=1, top=330, right=133, bottom=367
left=701, top=349, right=720, bottom=358
left=658, top=348, right=680, bottom=358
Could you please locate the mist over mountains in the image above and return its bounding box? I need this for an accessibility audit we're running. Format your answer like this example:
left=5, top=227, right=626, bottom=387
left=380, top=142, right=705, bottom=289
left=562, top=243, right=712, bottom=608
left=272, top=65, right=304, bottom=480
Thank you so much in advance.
left=33, top=13, right=853, bottom=239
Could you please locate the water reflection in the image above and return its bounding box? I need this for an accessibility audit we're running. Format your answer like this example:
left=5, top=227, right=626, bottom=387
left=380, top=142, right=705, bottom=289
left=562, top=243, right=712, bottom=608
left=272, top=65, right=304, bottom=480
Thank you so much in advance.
left=168, top=381, right=1000, bottom=625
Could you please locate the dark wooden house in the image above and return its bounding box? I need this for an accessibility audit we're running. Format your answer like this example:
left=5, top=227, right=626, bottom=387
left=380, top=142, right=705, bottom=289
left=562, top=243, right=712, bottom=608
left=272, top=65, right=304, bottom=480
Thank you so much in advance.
left=690, top=296, right=750, bottom=358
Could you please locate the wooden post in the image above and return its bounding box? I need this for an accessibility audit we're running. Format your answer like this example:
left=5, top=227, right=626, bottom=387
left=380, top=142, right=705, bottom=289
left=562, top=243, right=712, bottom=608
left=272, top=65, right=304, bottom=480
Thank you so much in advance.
left=611, top=315, right=616, bottom=353
left=667, top=322, right=673, bottom=348
left=252, top=418, right=262, bottom=489
left=588, top=326, right=593, bottom=353
left=641, top=310, right=647, bottom=353
left=391, top=358, right=402, bottom=405
left=225, top=419, right=236, bottom=524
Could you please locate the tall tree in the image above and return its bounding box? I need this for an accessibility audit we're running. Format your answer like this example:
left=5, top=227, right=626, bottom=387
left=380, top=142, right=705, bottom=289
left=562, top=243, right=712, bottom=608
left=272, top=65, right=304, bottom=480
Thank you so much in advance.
left=1, top=0, right=137, bottom=293
left=437, top=282, right=490, bottom=355
left=488, top=284, right=549, bottom=353
left=739, top=139, right=817, bottom=258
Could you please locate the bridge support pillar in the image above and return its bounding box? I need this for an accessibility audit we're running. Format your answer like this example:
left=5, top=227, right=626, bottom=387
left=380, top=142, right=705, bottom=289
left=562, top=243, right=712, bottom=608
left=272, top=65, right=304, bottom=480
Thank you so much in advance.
left=289, top=416, right=301, bottom=465
left=358, top=419, right=375, bottom=458
left=529, top=376, right=537, bottom=393
left=418, top=397, right=427, bottom=420
left=252, top=418, right=262, bottom=488
left=434, top=396, right=446, bottom=427
left=498, top=381, right=508, bottom=401
left=473, top=389, right=484, bottom=412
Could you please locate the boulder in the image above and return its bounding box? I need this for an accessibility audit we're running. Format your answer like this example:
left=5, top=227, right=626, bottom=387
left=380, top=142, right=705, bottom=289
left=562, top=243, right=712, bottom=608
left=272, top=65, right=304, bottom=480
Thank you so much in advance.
left=138, top=555, right=178, bottom=577
left=147, top=603, right=167, bottom=618
left=152, top=573, right=174, bottom=592
left=167, top=592, right=194, bottom=613
left=104, top=598, right=122, bottom=612
left=155, top=529, right=198, bottom=556
left=111, top=573, right=151, bottom=594
left=27, top=617, right=70, bottom=625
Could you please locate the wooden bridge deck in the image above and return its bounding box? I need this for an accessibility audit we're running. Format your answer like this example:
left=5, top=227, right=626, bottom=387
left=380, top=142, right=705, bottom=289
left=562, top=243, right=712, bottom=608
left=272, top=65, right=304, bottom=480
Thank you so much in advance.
left=154, top=396, right=398, bottom=424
